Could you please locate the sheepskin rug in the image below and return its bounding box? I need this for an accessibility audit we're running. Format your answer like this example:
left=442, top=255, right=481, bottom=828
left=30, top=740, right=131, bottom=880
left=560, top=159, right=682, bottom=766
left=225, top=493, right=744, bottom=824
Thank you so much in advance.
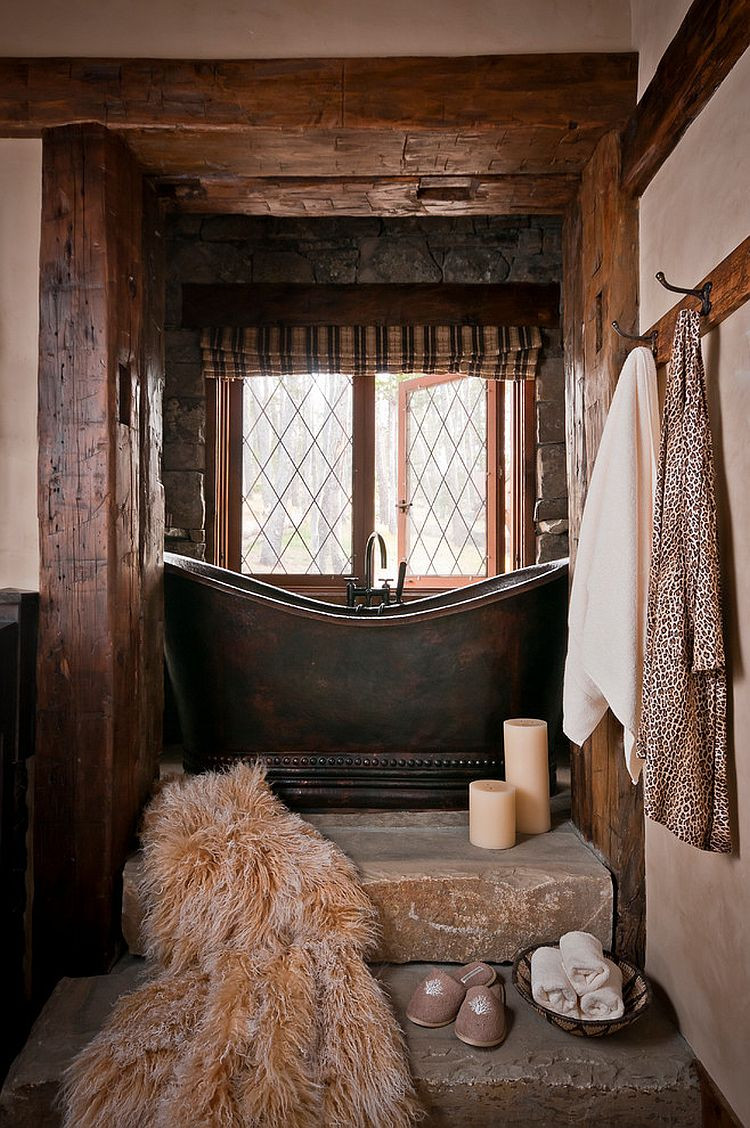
left=61, top=763, right=421, bottom=1128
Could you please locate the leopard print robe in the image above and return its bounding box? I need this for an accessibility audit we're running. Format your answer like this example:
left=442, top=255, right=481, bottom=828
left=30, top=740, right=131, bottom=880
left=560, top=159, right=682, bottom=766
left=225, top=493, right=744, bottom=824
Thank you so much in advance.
left=636, top=308, right=732, bottom=853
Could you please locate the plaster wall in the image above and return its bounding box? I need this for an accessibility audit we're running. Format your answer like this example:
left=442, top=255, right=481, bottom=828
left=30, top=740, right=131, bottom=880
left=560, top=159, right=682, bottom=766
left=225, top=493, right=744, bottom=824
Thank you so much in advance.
left=630, top=0, right=691, bottom=98
left=638, top=46, right=750, bottom=1126
left=0, top=139, right=41, bottom=591
left=0, top=0, right=631, bottom=58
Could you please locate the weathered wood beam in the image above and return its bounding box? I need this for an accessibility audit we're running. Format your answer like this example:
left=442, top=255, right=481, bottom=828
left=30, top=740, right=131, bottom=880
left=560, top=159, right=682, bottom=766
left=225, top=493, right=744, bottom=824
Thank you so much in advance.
left=0, top=54, right=636, bottom=135
left=645, top=235, right=750, bottom=365
left=621, top=0, right=750, bottom=196
left=563, top=130, right=644, bottom=964
left=182, top=282, right=561, bottom=329
left=34, top=124, right=163, bottom=990
left=163, top=174, right=578, bottom=216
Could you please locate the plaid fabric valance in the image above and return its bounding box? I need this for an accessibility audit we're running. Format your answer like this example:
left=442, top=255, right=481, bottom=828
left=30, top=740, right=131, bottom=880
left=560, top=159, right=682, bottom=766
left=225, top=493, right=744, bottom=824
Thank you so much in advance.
left=201, top=324, right=542, bottom=380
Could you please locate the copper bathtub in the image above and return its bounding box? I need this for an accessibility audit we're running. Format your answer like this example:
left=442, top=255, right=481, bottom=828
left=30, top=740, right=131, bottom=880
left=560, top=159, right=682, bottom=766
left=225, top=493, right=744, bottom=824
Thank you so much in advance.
left=164, top=553, right=569, bottom=809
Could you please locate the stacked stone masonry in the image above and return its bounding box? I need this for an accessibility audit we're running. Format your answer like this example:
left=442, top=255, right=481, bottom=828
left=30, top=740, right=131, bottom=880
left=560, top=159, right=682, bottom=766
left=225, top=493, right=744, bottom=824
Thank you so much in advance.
left=164, top=215, right=568, bottom=566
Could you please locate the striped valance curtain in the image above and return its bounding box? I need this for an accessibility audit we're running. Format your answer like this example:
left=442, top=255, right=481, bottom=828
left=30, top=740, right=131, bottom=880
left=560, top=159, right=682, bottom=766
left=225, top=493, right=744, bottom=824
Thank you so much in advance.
left=201, top=324, right=542, bottom=381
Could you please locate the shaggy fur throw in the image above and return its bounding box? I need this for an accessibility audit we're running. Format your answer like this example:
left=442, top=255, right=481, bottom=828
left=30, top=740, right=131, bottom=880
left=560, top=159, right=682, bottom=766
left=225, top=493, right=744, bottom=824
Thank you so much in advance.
left=61, top=764, right=421, bottom=1128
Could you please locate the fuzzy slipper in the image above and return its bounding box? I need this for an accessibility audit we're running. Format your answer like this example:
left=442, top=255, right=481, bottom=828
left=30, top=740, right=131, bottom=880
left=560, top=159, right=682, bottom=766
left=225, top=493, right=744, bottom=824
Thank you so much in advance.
left=406, top=962, right=496, bottom=1028
left=454, top=982, right=507, bottom=1048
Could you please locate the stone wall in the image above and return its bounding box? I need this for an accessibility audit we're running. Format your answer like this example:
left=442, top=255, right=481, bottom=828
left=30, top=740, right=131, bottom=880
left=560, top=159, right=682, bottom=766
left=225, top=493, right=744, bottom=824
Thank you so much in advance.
left=164, top=215, right=567, bottom=565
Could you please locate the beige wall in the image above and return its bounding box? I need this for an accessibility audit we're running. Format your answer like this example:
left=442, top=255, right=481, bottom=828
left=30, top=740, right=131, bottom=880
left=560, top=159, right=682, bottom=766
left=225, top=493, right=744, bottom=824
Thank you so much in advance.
left=630, top=0, right=691, bottom=98
left=0, top=0, right=631, bottom=57
left=0, top=139, right=41, bottom=591
left=638, top=43, right=750, bottom=1126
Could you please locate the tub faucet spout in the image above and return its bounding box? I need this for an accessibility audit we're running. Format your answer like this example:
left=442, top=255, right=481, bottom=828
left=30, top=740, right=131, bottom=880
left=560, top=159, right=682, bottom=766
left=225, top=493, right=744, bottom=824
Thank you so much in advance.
left=364, top=531, right=387, bottom=591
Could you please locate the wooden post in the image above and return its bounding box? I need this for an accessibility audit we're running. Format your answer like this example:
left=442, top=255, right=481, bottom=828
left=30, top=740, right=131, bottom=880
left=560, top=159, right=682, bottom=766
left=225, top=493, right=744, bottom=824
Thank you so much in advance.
left=34, top=124, right=164, bottom=991
left=562, top=130, right=645, bottom=964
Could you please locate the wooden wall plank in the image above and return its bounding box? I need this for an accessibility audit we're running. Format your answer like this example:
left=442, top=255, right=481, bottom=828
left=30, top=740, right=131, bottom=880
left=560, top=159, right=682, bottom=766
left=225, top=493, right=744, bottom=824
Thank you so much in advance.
left=163, top=174, right=578, bottom=216
left=34, top=124, right=163, bottom=991
left=645, top=235, right=750, bottom=365
left=621, top=0, right=750, bottom=196
left=562, top=129, right=645, bottom=964
left=183, top=283, right=561, bottom=329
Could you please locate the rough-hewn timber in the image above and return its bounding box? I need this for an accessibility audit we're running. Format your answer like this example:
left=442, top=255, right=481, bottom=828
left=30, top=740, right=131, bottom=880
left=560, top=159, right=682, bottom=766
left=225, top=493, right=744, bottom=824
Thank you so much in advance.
left=182, top=282, right=561, bottom=329
left=621, top=0, right=750, bottom=196
left=34, top=123, right=164, bottom=992
left=562, top=130, right=645, bottom=965
left=162, top=174, right=579, bottom=216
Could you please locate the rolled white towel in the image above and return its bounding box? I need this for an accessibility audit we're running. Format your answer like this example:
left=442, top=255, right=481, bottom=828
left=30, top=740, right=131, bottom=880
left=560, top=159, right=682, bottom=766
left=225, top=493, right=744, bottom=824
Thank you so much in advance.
left=559, top=930, right=609, bottom=994
left=579, top=958, right=625, bottom=1020
left=530, top=946, right=580, bottom=1017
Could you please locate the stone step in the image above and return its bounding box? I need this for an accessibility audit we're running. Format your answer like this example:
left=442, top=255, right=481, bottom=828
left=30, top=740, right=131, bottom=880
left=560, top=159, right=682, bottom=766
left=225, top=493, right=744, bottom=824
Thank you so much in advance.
left=123, top=804, right=614, bottom=964
left=384, top=963, right=701, bottom=1127
left=0, top=957, right=700, bottom=1127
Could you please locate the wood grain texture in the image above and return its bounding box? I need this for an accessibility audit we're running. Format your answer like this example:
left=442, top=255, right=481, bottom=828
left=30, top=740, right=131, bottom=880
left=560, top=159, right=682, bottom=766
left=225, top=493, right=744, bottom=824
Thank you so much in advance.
left=163, top=174, right=579, bottom=216
left=34, top=124, right=163, bottom=992
left=621, top=0, right=750, bottom=196
left=1, top=54, right=636, bottom=135
left=133, top=126, right=615, bottom=179
left=645, top=236, right=750, bottom=365
left=183, top=283, right=561, bottom=329
left=0, top=55, right=636, bottom=198
left=562, top=130, right=645, bottom=965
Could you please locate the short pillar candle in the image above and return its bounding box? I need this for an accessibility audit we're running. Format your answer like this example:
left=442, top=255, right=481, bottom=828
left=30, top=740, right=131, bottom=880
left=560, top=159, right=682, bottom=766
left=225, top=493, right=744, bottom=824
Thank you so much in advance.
left=469, top=780, right=516, bottom=850
left=503, top=718, right=551, bottom=835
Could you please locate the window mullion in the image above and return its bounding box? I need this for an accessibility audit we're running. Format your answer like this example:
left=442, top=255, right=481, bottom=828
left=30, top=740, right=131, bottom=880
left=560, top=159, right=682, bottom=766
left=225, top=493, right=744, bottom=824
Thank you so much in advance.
left=352, top=374, right=375, bottom=580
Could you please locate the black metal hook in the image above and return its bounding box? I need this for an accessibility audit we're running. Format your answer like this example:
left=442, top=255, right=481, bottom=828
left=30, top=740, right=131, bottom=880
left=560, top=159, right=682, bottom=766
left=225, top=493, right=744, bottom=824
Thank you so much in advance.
left=611, top=321, right=658, bottom=354
left=655, top=271, right=712, bottom=316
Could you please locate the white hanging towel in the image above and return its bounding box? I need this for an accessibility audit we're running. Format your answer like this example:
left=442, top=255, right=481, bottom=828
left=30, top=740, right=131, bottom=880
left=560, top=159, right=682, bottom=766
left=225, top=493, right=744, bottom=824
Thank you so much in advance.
left=563, top=346, right=660, bottom=782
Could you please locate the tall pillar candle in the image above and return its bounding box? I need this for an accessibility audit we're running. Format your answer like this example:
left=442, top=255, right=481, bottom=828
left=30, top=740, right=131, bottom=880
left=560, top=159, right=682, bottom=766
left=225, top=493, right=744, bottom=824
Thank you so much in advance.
left=503, top=718, right=551, bottom=834
left=469, top=780, right=516, bottom=850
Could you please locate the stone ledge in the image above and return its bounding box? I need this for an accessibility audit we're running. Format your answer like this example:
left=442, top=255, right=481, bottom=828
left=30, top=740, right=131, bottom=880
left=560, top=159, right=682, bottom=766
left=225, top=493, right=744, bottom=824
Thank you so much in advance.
left=381, top=964, right=701, bottom=1127
left=123, top=813, right=613, bottom=965
left=0, top=958, right=700, bottom=1128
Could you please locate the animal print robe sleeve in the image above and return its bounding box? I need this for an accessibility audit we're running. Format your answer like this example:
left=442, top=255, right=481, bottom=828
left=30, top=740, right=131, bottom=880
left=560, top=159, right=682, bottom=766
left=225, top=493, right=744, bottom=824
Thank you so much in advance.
left=637, top=309, right=731, bottom=853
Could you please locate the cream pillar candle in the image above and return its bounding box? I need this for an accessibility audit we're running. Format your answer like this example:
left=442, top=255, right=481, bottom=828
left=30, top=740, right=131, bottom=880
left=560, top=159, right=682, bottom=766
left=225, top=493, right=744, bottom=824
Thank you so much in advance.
left=469, top=780, right=516, bottom=850
left=503, top=718, right=551, bottom=834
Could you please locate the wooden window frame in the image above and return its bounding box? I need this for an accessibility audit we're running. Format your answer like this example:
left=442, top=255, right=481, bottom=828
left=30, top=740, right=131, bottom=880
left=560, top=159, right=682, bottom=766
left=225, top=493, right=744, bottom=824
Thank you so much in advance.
left=206, top=370, right=535, bottom=597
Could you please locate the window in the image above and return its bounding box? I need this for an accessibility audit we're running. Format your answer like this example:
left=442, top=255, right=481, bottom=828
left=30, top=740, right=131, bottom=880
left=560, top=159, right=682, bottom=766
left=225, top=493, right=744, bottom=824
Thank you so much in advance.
left=207, top=368, right=534, bottom=596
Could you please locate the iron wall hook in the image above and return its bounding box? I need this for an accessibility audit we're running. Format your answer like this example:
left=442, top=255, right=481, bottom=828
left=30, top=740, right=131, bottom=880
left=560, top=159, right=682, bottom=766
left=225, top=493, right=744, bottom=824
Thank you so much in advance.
left=612, top=321, right=659, bottom=354
left=655, top=271, right=712, bottom=316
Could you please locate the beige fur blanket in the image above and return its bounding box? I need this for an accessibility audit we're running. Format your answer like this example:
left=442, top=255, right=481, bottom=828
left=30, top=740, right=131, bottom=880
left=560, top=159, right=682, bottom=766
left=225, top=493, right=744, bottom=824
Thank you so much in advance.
left=61, top=764, right=420, bottom=1127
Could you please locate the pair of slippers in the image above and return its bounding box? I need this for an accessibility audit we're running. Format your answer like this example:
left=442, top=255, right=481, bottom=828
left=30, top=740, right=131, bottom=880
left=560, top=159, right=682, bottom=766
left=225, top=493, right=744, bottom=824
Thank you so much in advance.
left=405, top=961, right=506, bottom=1048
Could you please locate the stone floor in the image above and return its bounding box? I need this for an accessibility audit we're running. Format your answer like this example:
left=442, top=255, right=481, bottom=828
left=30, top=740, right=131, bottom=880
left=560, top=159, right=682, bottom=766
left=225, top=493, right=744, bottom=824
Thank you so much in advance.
left=0, top=957, right=701, bottom=1128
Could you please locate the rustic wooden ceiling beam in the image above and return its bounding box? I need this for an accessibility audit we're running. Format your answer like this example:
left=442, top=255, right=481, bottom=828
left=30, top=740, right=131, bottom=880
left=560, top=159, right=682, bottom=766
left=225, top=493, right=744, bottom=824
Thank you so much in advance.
left=621, top=0, right=750, bottom=197
left=0, top=54, right=636, bottom=136
left=182, top=283, right=561, bottom=329
left=161, top=174, right=578, bottom=216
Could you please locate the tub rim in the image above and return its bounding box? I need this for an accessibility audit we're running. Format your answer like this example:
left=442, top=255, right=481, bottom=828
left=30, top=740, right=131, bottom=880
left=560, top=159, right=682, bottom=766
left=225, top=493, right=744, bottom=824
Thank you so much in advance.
left=165, top=551, right=568, bottom=626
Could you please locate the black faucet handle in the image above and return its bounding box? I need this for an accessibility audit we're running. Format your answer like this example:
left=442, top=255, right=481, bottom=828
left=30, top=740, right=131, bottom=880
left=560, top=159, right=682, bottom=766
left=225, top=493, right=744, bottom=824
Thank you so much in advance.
left=395, top=560, right=407, bottom=603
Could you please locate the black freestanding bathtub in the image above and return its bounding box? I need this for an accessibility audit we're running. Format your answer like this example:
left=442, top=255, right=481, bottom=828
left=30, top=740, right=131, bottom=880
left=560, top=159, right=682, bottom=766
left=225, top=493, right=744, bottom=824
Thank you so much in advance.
left=164, top=553, right=568, bottom=809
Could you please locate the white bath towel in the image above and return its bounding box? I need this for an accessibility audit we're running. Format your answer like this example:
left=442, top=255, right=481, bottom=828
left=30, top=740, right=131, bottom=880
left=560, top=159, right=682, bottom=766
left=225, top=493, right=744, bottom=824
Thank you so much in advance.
left=559, top=930, right=609, bottom=995
left=579, top=958, right=625, bottom=1020
left=563, top=345, right=660, bottom=782
left=530, top=946, right=579, bottom=1017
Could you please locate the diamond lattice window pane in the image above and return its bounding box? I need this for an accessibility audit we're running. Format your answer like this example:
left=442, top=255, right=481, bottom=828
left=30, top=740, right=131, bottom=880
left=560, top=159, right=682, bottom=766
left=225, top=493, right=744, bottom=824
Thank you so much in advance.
left=405, top=378, right=487, bottom=576
left=241, top=373, right=353, bottom=574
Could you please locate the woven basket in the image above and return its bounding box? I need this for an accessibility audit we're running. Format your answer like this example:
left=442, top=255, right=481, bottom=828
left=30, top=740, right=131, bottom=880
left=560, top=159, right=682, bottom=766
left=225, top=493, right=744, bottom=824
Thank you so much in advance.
left=512, top=942, right=652, bottom=1037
